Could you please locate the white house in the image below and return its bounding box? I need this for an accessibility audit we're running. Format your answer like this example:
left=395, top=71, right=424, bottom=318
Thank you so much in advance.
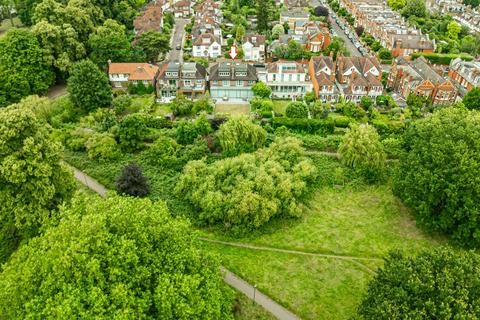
left=262, top=61, right=313, bottom=99
left=192, top=33, right=222, bottom=58
left=242, top=34, right=266, bottom=62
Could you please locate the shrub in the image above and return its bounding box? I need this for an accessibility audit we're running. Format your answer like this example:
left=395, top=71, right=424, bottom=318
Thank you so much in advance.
left=381, top=136, right=403, bottom=159
left=252, top=82, right=272, bottom=98
left=271, top=117, right=335, bottom=134
left=333, top=115, right=354, bottom=128
left=357, top=248, right=480, bottom=319
left=171, top=95, right=194, bottom=116
left=175, top=137, right=316, bottom=229
left=286, top=101, right=309, bottom=118
left=117, top=114, right=149, bottom=152
left=192, top=98, right=213, bottom=114
left=66, top=128, right=94, bottom=151
left=299, top=134, right=343, bottom=152
left=411, top=52, right=474, bottom=65
left=143, top=136, right=183, bottom=168
left=85, top=132, right=119, bottom=160
left=217, top=116, right=267, bottom=156
left=371, top=118, right=405, bottom=136
left=393, top=108, right=480, bottom=247
left=175, top=114, right=212, bottom=145
left=338, top=124, right=386, bottom=182
left=115, top=162, right=150, bottom=197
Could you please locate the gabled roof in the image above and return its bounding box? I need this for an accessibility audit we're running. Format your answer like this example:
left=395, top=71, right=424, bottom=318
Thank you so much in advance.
left=310, top=56, right=334, bottom=73
left=109, top=63, right=159, bottom=81
left=193, top=33, right=220, bottom=46
left=209, top=62, right=258, bottom=81
left=243, top=34, right=266, bottom=47
left=156, top=61, right=207, bottom=80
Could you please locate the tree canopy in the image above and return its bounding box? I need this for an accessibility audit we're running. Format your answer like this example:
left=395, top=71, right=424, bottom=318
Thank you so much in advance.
left=176, top=137, right=316, bottom=229
left=463, top=87, right=480, bottom=110
left=393, top=107, right=480, bottom=247
left=286, top=102, right=309, bottom=118
left=357, top=248, right=480, bottom=319
left=67, top=59, right=113, bottom=113
left=217, top=116, right=267, bottom=156
left=0, top=195, right=234, bottom=319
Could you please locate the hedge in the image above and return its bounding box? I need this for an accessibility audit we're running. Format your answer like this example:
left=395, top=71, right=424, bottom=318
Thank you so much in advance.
left=371, top=119, right=405, bottom=136
left=298, top=134, right=343, bottom=152
left=271, top=117, right=335, bottom=134
left=411, top=52, right=474, bottom=65
left=331, top=115, right=355, bottom=128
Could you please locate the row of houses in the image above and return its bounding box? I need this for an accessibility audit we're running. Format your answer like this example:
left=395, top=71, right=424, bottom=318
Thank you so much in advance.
left=339, top=0, right=435, bottom=57
left=427, top=0, right=480, bottom=33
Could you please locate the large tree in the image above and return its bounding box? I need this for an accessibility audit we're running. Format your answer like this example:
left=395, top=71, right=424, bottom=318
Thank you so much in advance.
left=256, top=0, right=275, bottom=33
left=338, top=124, right=386, bottom=182
left=0, top=29, right=55, bottom=105
left=88, top=19, right=132, bottom=69
left=357, top=248, right=480, bottom=319
left=176, top=137, right=316, bottom=229
left=0, top=195, right=234, bottom=319
left=393, top=107, right=480, bottom=247
left=216, top=115, right=267, bottom=156
left=402, top=0, right=427, bottom=17
left=136, top=31, right=170, bottom=62
left=67, top=59, right=112, bottom=113
left=0, top=101, right=75, bottom=262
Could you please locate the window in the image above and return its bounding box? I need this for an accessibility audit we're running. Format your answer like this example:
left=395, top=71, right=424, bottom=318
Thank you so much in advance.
left=219, top=72, right=230, bottom=77
left=273, top=74, right=276, bottom=81
left=223, top=80, right=229, bottom=86
left=114, top=81, right=122, bottom=88
left=143, top=80, right=149, bottom=85
left=184, top=80, right=192, bottom=86
left=212, top=46, right=219, bottom=51
left=237, top=80, right=243, bottom=87
left=212, top=80, right=218, bottom=85
left=248, top=80, right=255, bottom=85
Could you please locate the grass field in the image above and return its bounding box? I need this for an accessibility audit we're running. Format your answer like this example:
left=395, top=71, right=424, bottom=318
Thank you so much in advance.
left=201, top=184, right=448, bottom=319
left=215, top=103, right=250, bottom=116
left=205, top=242, right=374, bottom=320
left=233, top=292, right=276, bottom=320
left=271, top=100, right=291, bottom=115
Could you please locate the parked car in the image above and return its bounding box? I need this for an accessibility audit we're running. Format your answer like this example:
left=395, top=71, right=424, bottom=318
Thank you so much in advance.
left=176, top=45, right=181, bottom=50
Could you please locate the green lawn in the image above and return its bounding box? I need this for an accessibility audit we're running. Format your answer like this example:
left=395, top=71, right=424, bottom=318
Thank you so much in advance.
left=201, top=185, right=446, bottom=259
left=271, top=100, right=291, bottom=115
left=205, top=242, right=374, bottom=320
left=233, top=292, right=276, bottom=320
left=215, top=103, right=251, bottom=116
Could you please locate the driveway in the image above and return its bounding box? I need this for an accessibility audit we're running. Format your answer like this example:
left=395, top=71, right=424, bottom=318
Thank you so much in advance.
left=310, top=0, right=362, bottom=57
left=166, top=18, right=189, bottom=62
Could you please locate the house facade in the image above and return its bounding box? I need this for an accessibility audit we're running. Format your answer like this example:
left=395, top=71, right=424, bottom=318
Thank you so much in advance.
left=280, top=9, right=310, bottom=30
left=173, top=0, right=192, bottom=17
left=336, top=56, right=383, bottom=102
left=156, top=61, right=207, bottom=100
left=388, top=56, right=457, bottom=105
left=261, top=61, right=313, bottom=99
left=308, top=56, right=339, bottom=103
left=242, top=34, right=266, bottom=62
left=108, top=63, right=159, bottom=89
left=192, top=33, right=222, bottom=58
left=209, top=62, right=258, bottom=100
left=448, top=57, right=480, bottom=97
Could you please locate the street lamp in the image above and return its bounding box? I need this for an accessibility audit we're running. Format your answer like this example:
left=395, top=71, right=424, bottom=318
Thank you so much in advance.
left=253, top=284, right=257, bottom=303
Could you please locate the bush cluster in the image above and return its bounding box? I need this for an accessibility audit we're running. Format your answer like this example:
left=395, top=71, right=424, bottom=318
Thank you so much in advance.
left=271, top=117, right=335, bottom=134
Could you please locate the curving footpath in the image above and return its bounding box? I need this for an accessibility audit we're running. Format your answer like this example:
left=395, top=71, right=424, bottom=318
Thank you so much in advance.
left=70, top=165, right=301, bottom=320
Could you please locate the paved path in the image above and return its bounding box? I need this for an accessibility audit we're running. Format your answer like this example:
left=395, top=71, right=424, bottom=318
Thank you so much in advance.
left=200, top=238, right=380, bottom=274
left=166, top=18, right=189, bottom=62
left=47, top=84, right=67, bottom=99
left=69, top=164, right=300, bottom=319
left=222, top=267, right=301, bottom=320
left=71, top=166, right=108, bottom=198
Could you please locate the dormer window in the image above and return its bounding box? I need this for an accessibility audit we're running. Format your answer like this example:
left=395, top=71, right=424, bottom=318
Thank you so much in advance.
left=236, top=72, right=247, bottom=77
left=219, top=72, right=230, bottom=77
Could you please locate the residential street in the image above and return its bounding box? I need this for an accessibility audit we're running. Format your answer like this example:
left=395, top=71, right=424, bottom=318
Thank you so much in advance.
left=166, top=18, right=189, bottom=62
left=310, top=0, right=362, bottom=57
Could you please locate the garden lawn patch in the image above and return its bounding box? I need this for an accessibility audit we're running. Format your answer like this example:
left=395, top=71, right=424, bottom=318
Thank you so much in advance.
left=233, top=292, right=276, bottom=320
left=215, top=103, right=250, bottom=116
left=271, top=100, right=291, bottom=115
left=204, top=242, right=374, bottom=320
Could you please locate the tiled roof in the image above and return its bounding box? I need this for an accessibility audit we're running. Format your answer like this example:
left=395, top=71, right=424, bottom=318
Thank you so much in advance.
left=193, top=33, right=219, bottom=46
left=109, top=63, right=159, bottom=81
left=134, top=1, right=163, bottom=35
left=243, top=34, right=266, bottom=46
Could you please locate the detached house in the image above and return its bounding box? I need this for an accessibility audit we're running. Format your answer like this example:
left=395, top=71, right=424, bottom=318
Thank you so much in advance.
left=209, top=62, right=258, bottom=100
left=193, top=33, right=222, bottom=58
left=308, top=56, right=339, bottom=102
left=173, top=1, right=192, bottom=18
left=261, top=61, right=313, bottom=99
left=336, top=56, right=383, bottom=102
left=108, top=63, right=159, bottom=89
left=448, top=58, right=480, bottom=97
left=388, top=56, right=457, bottom=105
left=280, top=9, right=310, bottom=30
left=242, top=34, right=266, bottom=62
left=156, top=61, right=207, bottom=100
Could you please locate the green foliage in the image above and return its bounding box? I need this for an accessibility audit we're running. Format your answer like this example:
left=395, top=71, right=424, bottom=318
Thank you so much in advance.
left=286, top=102, right=309, bottom=118
left=175, top=115, right=212, bottom=145
left=402, top=0, right=426, bottom=17
left=387, top=0, right=406, bottom=10
left=338, top=124, right=386, bottom=182
left=463, top=87, right=480, bottom=110
left=333, top=115, right=355, bottom=128
left=85, top=132, right=119, bottom=160
left=411, top=52, right=474, bottom=64
left=0, top=28, right=55, bottom=105
left=115, top=162, right=150, bottom=197
left=381, top=136, right=404, bottom=159
left=357, top=248, right=480, bottom=319
left=0, top=195, right=234, bottom=318
left=324, top=36, right=349, bottom=60
left=117, top=114, right=149, bottom=152
left=192, top=98, right=213, bottom=114
left=252, top=81, right=272, bottom=98
left=342, top=102, right=368, bottom=121
left=171, top=95, right=194, bottom=116
left=271, top=117, right=335, bottom=134
left=304, top=91, right=317, bottom=104
left=88, top=19, right=132, bottom=69
left=112, top=95, right=132, bottom=115
left=217, top=116, right=267, bottom=156
left=0, top=102, right=75, bottom=262
left=67, top=59, right=113, bottom=113
left=176, top=137, right=316, bottom=229
left=393, top=108, right=480, bottom=247
left=136, top=31, right=170, bottom=62
left=250, top=97, right=274, bottom=112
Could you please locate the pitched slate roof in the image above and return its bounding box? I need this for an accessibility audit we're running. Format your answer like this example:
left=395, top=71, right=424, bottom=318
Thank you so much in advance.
left=209, top=62, right=258, bottom=81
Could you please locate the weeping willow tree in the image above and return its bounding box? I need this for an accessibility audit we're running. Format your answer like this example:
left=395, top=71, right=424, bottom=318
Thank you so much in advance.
left=216, top=115, right=267, bottom=156
left=338, top=123, right=386, bottom=182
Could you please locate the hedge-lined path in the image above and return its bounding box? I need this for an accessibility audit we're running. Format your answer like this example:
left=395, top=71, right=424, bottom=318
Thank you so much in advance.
left=69, top=164, right=301, bottom=320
